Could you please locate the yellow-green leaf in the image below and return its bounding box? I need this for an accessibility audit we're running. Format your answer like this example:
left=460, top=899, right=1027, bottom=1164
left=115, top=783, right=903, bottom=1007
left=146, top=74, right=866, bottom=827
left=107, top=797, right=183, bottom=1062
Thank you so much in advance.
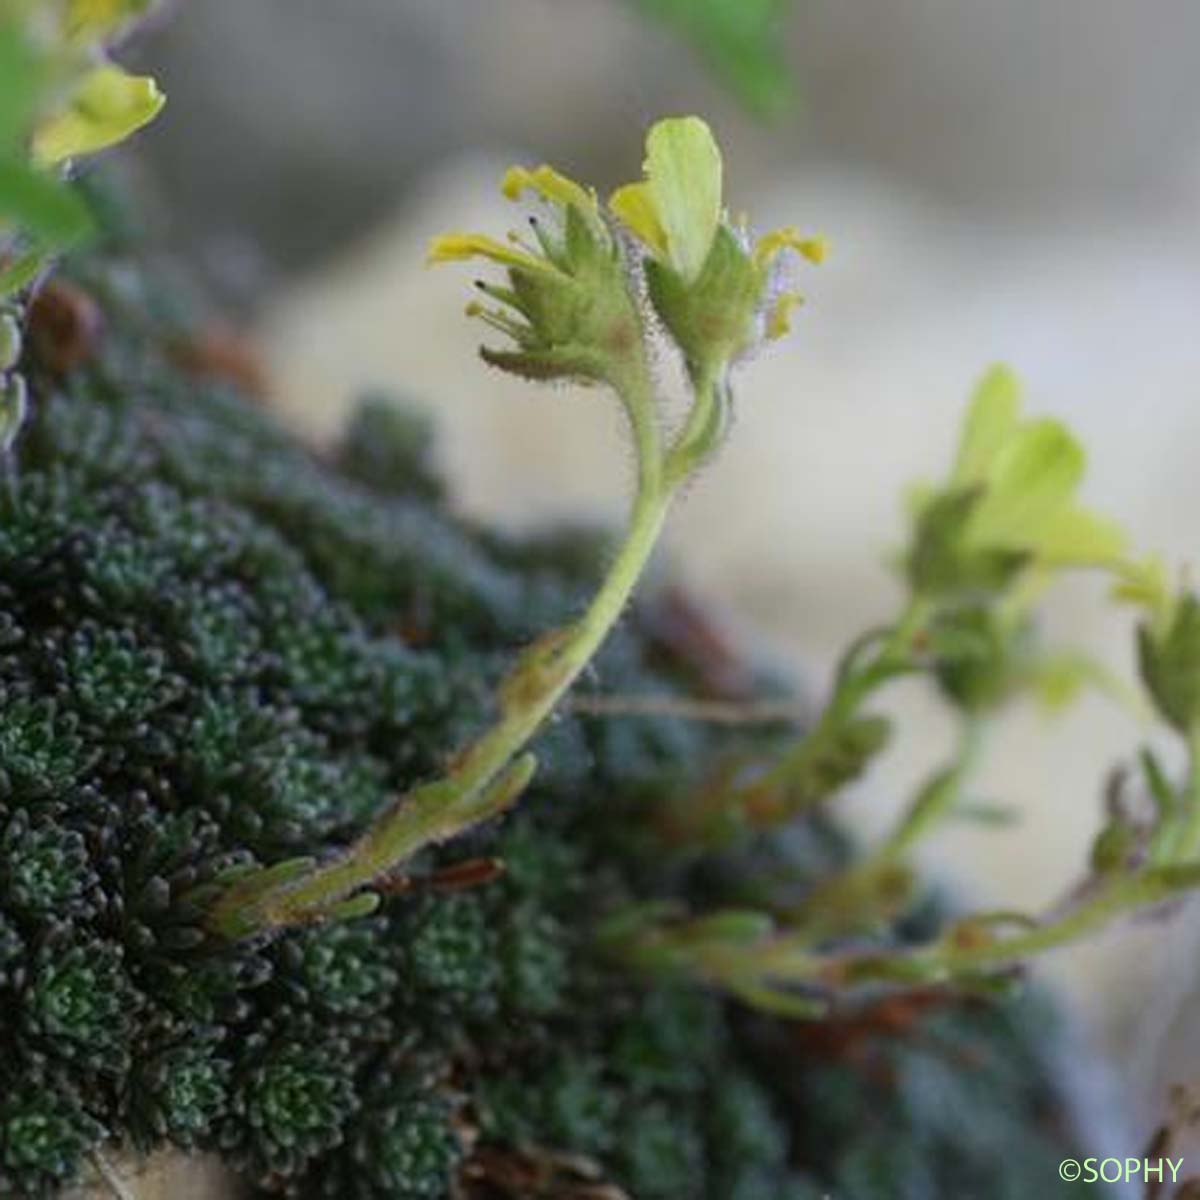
left=31, top=63, right=164, bottom=167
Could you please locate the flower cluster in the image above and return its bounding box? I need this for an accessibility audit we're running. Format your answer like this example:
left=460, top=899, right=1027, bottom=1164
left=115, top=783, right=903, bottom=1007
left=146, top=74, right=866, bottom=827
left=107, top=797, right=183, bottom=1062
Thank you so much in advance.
left=430, top=116, right=824, bottom=475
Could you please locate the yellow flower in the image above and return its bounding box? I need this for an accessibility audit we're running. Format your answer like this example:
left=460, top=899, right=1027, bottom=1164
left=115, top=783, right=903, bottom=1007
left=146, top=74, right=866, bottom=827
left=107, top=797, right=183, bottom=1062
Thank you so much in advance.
left=949, top=367, right=1124, bottom=568
left=608, top=116, right=824, bottom=372
left=427, top=158, right=640, bottom=385
left=428, top=116, right=825, bottom=387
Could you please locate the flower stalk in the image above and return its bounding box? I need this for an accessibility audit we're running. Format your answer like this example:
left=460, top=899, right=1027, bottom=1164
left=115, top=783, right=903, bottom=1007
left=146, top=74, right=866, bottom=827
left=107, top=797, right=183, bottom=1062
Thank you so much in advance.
left=208, top=350, right=672, bottom=941
left=208, top=115, right=823, bottom=940
left=614, top=366, right=1200, bottom=1015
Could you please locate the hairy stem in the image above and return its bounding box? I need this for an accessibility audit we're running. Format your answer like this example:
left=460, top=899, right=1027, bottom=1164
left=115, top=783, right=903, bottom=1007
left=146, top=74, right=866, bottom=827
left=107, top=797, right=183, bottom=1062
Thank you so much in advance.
left=879, top=715, right=987, bottom=861
left=727, top=593, right=931, bottom=822
left=1174, top=729, right=1200, bottom=861
left=208, top=361, right=672, bottom=940
left=616, top=861, right=1200, bottom=1013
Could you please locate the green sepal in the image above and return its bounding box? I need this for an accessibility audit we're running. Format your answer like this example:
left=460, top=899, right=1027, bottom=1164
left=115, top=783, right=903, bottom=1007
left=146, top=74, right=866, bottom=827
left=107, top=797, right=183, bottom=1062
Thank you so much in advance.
left=1138, top=592, right=1200, bottom=734
left=644, top=224, right=762, bottom=380
left=480, top=212, right=643, bottom=386
left=905, top=485, right=1028, bottom=598
left=930, top=605, right=1035, bottom=713
left=1090, top=818, right=1138, bottom=875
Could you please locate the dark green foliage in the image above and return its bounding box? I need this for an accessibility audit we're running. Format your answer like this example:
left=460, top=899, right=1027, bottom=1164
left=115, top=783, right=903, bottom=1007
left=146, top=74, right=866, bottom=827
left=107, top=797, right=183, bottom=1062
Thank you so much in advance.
left=0, top=229, right=1098, bottom=1198
left=222, top=1040, right=359, bottom=1178
left=495, top=902, right=569, bottom=1016
left=339, top=393, right=444, bottom=503
left=321, top=1075, right=461, bottom=1200
left=707, top=1072, right=788, bottom=1177
left=127, top=1038, right=232, bottom=1149
left=0, top=1087, right=105, bottom=1198
left=48, top=620, right=185, bottom=728
left=395, top=894, right=500, bottom=1017
left=615, top=1099, right=704, bottom=1197
left=0, top=696, right=96, bottom=801
left=274, top=918, right=398, bottom=1022
left=19, top=937, right=138, bottom=1075
left=0, top=809, right=95, bottom=916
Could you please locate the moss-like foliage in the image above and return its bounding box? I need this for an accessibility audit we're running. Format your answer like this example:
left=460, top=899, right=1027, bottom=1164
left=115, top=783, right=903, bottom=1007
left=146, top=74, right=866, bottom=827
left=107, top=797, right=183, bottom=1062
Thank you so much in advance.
left=0, top=211, right=1099, bottom=1198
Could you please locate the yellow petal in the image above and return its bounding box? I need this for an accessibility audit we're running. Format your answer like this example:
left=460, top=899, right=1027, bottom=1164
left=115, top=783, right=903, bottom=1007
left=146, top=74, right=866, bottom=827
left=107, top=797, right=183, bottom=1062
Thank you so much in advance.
left=753, top=227, right=827, bottom=269
left=500, top=164, right=595, bottom=214
left=643, top=115, right=722, bottom=281
left=1033, top=504, right=1127, bottom=567
left=765, top=291, right=804, bottom=340
left=963, top=419, right=1084, bottom=551
left=32, top=64, right=164, bottom=166
left=426, top=232, right=550, bottom=274
left=951, top=365, right=1021, bottom=486
left=609, top=181, right=668, bottom=256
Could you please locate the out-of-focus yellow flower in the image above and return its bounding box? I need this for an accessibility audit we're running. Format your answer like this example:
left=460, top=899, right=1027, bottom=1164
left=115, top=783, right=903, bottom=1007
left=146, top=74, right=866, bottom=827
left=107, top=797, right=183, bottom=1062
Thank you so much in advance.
left=906, top=367, right=1127, bottom=598
left=64, top=0, right=152, bottom=44
left=32, top=62, right=164, bottom=166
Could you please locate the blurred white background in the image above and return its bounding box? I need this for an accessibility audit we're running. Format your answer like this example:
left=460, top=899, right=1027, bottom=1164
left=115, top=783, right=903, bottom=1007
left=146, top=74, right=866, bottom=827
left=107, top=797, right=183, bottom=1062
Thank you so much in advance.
left=135, top=0, right=1200, bottom=1151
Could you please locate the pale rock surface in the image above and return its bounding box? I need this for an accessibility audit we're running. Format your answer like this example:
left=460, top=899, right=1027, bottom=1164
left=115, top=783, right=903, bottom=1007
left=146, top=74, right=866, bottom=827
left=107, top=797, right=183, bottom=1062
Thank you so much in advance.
left=64, top=1150, right=242, bottom=1200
